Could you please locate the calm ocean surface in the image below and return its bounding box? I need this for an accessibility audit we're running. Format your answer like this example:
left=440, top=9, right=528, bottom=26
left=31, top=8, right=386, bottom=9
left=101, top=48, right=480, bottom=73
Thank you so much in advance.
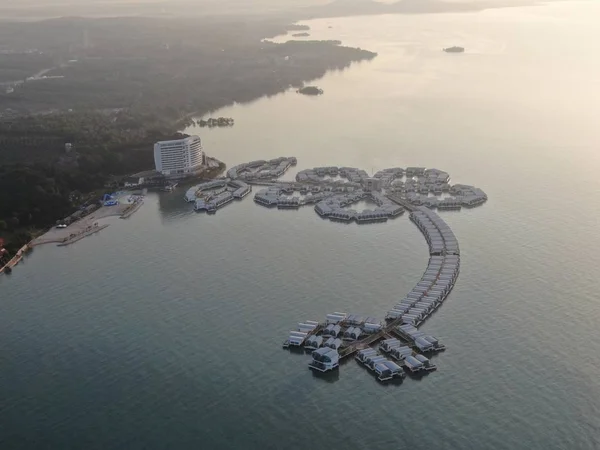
left=2, top=2, right=600, bottom=449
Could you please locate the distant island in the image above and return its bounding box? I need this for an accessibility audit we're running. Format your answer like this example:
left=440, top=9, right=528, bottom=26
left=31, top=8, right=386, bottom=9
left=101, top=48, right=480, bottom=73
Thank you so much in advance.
left=297, top=86, right=324, bottom=96
left=292, top=32, right=310, bottom=37
left=197, top=117, right=234, bottom=128
left=286, top=24, right=310, bottom=32
left=443, top=46, right=465, bottom=53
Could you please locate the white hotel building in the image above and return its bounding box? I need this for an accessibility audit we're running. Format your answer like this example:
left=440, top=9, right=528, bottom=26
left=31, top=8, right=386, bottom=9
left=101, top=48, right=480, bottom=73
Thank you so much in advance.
left=153, top=135, right=205, bottom=179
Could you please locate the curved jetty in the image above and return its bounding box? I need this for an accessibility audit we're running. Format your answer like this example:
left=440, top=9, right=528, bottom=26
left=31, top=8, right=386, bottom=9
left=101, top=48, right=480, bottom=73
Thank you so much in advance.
left=185, top=158, right=487, bottom=383
left=281, top=204, right=460, bottom=383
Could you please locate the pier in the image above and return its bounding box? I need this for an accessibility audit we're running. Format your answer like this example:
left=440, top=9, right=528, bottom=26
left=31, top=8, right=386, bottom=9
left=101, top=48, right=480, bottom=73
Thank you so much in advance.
left=57, top=224, right=110, bottom=246
left=263, top=161, right=485, bottom=383
left=120, top=199, right=144, bottom=219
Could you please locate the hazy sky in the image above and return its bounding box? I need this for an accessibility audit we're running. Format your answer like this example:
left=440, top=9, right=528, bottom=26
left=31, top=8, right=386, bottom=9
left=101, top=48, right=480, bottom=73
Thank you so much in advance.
left=0, top=0, right=554, bottom=21
left=0, top=0, right=327, bottom=17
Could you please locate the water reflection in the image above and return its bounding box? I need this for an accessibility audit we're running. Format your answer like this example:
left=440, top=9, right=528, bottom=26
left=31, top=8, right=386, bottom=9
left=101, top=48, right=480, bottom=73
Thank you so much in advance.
left=154, top=189, right=196, bottom=224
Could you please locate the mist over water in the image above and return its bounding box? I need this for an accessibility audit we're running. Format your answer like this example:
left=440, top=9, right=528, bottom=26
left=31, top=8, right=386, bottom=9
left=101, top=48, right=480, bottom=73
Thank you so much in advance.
left=2, top=2, right=600, bottom=449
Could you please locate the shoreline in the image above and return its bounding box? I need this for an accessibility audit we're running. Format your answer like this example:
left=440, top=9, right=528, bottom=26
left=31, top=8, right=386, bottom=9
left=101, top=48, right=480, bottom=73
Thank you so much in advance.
left=1, top=163, right=227, bottom=276
left=1, top=199, right=140, bottom=275
left=56, top=224, right=111, bottom=247
left=0, top=244, right=30, bottom=274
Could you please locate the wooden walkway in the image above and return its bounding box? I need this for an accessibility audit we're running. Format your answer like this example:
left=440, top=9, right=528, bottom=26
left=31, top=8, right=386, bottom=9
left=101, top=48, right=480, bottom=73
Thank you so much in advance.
left=338, top=317, right=409, bottom=359
left=386, top=194, right=416, bottom=212
left=336, top=315, right=413, bottom=360
left=339, top=331, right=384, bottom=359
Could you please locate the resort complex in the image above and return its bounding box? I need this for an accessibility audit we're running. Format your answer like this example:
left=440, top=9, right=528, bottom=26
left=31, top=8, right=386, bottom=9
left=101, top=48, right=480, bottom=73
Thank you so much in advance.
left=183, top=157, right=488, bottom=384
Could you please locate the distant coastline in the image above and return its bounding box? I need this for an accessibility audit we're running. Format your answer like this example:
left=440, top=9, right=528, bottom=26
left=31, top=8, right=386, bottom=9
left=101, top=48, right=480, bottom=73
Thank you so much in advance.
left=0, top=0, right=542, bottom=22
left=0, top=16, right=377, bottom=255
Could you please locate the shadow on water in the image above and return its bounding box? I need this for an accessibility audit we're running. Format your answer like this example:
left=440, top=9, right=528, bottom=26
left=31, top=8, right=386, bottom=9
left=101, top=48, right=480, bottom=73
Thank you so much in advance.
left=378, top=377, right=405, bottom=388
left=282, top=347, right=307, bottom=357
left=404, top=370, right=430, bottom=382
left=462, top=202, right=487, bottom=210
left=338, top=353, right=359, bottom=366
left=435, top=208, right=465, bottom=215
left=310, top=368, right=340, bottom=384
left=156, top=192, right=195, bottom=222
left=425, top=351, right=444, bottom=362
left=254, top=202, right=277, bottom=210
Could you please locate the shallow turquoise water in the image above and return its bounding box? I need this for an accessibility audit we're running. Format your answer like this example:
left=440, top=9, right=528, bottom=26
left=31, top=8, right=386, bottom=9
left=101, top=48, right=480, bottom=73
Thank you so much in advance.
left=2, top=2, right=600, bottom=449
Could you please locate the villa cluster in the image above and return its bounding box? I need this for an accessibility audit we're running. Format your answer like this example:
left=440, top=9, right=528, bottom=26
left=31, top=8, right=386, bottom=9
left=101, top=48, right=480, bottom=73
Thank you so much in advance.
left=226, top=157, right=297, bottom=181
left=184, top=179, right=251, bottom=213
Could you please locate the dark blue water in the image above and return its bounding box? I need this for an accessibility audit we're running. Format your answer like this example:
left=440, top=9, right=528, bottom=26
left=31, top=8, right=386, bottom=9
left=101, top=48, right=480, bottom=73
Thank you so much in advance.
left=3, top=3, right=600, bottom=449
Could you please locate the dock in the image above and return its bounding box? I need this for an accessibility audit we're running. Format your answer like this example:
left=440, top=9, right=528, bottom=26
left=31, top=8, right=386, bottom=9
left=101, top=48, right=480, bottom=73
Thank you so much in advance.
left=120, top=200, right=144, bottom=219
left=57, top=224, right=110, bottom=246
